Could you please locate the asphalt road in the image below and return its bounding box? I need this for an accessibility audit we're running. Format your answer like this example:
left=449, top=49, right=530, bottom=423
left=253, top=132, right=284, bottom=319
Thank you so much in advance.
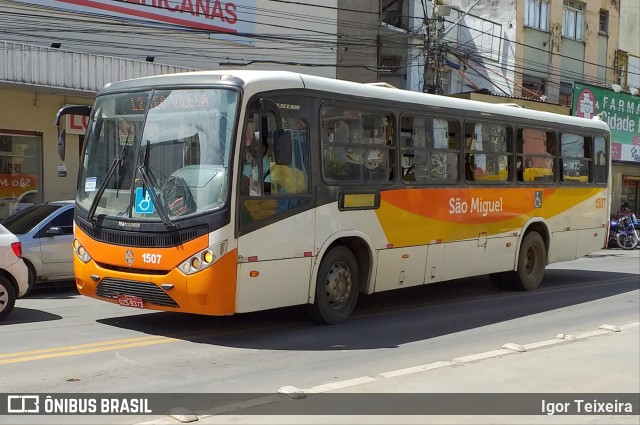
left=1, top=249, right=638, bottom=425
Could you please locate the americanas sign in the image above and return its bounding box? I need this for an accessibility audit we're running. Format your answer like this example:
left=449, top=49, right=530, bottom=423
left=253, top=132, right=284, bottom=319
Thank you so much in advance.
left=13, top=0, right=255, bottom=36
left=573, top=82, right=640, bottom=163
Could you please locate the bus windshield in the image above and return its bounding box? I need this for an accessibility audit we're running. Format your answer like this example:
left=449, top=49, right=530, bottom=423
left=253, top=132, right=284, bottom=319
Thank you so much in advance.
left=77, top=88, right=238, bottom=221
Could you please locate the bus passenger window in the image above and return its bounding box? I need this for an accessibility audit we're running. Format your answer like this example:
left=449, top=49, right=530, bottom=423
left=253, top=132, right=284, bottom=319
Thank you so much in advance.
left=560, top=133, right=590, bottom=183
left=401, top=115, right=458, bottom=184
left=322, top=105, right=394, bottom=184
left=518, top=128, right=555, bottom=183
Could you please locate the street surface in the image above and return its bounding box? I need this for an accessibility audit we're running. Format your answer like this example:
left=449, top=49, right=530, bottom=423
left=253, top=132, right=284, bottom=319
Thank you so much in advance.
left=0, top=249, right=638, bottom=425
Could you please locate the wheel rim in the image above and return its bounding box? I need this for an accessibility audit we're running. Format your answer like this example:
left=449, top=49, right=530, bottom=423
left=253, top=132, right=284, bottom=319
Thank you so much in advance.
left=619, top=234, right=637, bottom=249
left=524, top=244, right=541, bottom=276
left=0, top=288, right=8, bottom=311
left=324, top=261, right=352, bottom=310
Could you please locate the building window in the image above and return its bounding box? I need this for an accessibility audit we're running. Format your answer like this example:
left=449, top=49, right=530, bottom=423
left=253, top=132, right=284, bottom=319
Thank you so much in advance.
left=559, top=81, right=573, bottom=106
left=0, top=130, right=42, bottom=218
left=563, top=0, right=585, bottom=41
left=522, top=75, right=546, bottom=98
left=524, top=0, right=549, bottom=31
left=381, top=0, right=407, bottom=30
left=599, top=9, right=609, bottom=35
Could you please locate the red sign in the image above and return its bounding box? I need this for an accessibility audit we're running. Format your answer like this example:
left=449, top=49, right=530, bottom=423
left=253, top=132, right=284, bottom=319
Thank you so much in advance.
left=66, top=114, right=89, bottom=135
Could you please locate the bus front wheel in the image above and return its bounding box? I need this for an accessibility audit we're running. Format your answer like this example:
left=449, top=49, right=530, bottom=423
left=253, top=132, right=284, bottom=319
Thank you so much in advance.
left=514, top=232, right=546, bottom=291
left=307, top=246, right=360, bottom=325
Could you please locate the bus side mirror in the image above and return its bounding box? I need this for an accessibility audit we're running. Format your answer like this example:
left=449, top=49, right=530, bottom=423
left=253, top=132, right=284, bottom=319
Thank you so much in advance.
left=58, top=130, right=66, bottom=161
left=54, top=105, right=91, bottom=161
left=274, top=130, right=292, bottom=165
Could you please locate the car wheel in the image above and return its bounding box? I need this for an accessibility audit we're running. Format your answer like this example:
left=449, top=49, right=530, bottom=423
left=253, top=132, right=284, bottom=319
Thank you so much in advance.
left=22, top=263, right=36, bottom=297
left=0, top=276, right=17, bottom=321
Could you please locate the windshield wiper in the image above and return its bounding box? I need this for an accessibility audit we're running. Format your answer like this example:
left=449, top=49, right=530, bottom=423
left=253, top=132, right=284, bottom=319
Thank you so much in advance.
left=136, top=139, right=174, bottom=229
left=87, top=148, right=127, bottom=222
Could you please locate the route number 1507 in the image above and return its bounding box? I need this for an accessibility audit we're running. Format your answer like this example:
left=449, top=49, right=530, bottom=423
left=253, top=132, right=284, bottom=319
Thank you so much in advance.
left=142, top=253, right=162, bottom=264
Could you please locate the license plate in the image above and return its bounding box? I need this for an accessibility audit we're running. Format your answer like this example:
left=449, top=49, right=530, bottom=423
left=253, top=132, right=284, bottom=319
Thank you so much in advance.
left=116, top=295, right=144, bottom=309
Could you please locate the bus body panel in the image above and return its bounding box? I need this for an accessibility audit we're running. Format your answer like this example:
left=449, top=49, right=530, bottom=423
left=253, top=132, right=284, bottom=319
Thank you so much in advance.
left=235, top=208, right=315, bottom=313
left=314, top=204, right=385, bottom=294
left=374, top=245, right=428, bottom=292
left=236, top=257, right=312, bottom=313
left=424, top=243, right=445, bottom=284
left=74, top=227, right=238, bottom=315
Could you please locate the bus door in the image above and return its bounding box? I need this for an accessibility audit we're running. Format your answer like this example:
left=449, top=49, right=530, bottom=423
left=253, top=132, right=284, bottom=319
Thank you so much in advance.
left=236, top=101, right=315, bottom=313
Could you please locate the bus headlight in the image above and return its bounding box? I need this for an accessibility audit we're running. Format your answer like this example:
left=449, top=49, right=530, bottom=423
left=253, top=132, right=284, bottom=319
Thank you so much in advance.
left=180, top=240, right=228, bottom=275
left=73, top=239, right=92, bottom=263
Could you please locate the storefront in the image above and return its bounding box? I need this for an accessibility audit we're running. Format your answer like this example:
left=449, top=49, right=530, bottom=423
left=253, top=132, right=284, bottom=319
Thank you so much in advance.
left=616, top=165, right=640, bottom=216
left=0, top=129, right=42, bottom=217
left=572, top=83, right=640, bottom=216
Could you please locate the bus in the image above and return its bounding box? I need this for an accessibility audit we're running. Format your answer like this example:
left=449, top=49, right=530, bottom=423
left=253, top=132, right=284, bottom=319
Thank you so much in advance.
left=56, top=70, right=611, bottom=324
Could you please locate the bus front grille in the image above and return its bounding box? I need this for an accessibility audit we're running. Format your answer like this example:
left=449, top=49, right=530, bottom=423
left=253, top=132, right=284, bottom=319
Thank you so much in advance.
left=75, top=218, right=208, bottom=248
left=96, top=278, right=180, bottom=308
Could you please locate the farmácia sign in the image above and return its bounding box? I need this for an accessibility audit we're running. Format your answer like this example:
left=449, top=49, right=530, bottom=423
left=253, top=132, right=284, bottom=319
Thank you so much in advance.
left=573, top=82, right=640, bottom=163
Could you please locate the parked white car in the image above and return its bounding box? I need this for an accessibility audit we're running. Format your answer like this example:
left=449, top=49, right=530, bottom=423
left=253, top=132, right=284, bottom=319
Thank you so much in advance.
left=0, top=223, right=29, bottom=320
left=1, top=201, right=75, bottom=295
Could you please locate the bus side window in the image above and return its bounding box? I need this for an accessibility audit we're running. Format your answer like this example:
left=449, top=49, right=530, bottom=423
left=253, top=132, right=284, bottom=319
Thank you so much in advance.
left=519, top=128, right=555, bottom=183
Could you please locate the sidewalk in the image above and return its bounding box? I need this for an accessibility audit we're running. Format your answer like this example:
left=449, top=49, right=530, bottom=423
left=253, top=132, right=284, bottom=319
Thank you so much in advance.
left=145, top=321, right=640, bottom=425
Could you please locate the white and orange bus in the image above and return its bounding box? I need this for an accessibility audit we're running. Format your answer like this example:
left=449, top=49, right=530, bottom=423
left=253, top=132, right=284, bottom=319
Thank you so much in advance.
left=56, top=71, right=611, bottom=324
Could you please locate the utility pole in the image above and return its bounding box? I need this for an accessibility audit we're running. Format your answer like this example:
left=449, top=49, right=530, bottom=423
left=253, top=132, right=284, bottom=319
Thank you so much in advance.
left=422, top=0, right=481, bottom=95
left=423, top=1, right=448, bottom=94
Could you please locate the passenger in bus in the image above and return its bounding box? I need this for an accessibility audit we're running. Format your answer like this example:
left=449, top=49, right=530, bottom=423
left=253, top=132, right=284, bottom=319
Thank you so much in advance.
left=242, top=126, right=271, bottom=196
left=516, top=159, right=524, bottom=181
left=464, top=154, right=475, bottom=181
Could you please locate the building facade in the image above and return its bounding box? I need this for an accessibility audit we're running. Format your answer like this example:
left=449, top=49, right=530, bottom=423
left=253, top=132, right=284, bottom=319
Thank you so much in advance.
left=434, top=0, right=637, bottom=216
left=0, top=0, right=337, bottom=218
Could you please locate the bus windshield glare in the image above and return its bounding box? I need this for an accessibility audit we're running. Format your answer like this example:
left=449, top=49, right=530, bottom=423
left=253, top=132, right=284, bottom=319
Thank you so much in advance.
left=77, top=88, right=238, bottom=221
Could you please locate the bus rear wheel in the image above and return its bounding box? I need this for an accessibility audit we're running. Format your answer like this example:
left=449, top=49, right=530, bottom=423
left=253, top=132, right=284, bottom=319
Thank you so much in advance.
left=514, top=231, right=546, bottom=291
left=307, top=246, right=360, bottom=325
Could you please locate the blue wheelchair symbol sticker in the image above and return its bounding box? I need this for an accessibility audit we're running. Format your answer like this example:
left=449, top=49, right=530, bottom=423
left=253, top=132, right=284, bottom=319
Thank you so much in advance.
left=134, top=187, right=155, bottom=214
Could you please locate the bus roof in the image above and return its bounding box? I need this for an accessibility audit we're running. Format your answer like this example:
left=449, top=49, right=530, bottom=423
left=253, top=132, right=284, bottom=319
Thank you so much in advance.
left=100, top=70, right=610, bottom=133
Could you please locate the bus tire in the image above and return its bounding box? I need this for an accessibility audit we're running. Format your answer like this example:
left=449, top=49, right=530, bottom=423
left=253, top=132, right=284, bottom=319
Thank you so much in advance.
left=0, top=276, right=17, bottom=321
left=514, top=232, right=546, bottom=291
left=307, top=246, right=360, bottom=325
